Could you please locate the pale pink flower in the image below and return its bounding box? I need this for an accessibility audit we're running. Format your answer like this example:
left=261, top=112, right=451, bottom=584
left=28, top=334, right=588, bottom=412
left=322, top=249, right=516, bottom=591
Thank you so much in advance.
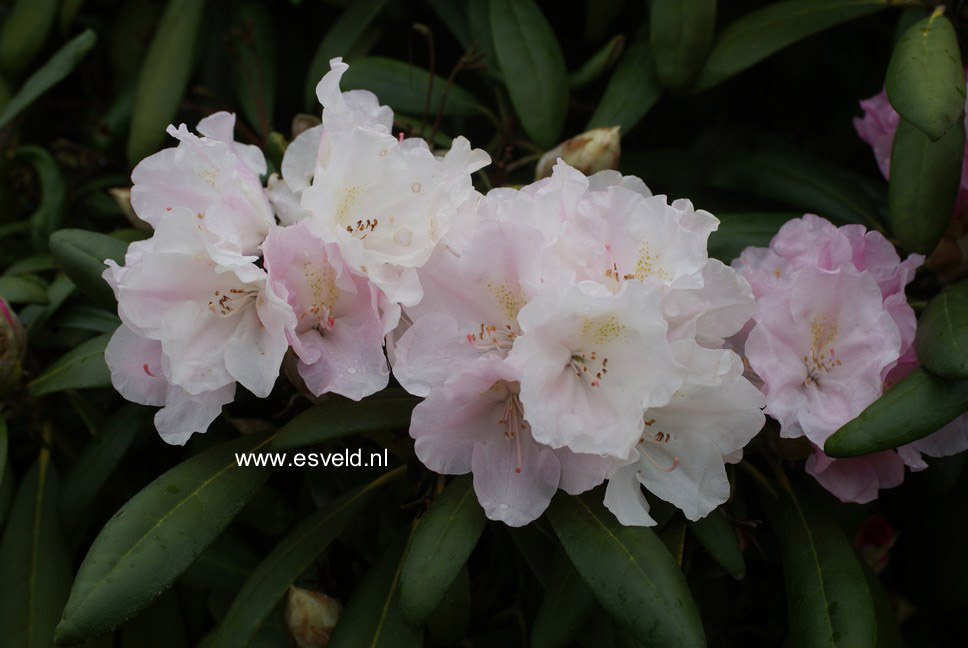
left=262, top=221, right=389, bottom=400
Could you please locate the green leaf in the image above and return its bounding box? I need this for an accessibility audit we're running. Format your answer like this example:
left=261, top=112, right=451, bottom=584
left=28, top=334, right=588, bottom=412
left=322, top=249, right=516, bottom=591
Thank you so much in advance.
left=708, top=149, right=881, bottom=228
left=340, top=56, right=481, bottom=118
left=127, top=0, right=206, bottom=165
left=60, top=404, right=151, bottom=530
left=54, top=430, right=278, bottom=645
left=230, top=2, right=277, bottom=139
left=210, top=467, right=403, bottom=646
left=48, top=228, right=128, bottom=310
left=546, top=494, right=704, bottom=647
left=56, top=304, right=121, bottom=334
left=688, top=507, right=745, bottom=580
left=178, top=531, right=261, bottom=594
left=863, top=564, right=903, bottom=648
left=587, top=40, right=662, bottom=135
left=570, top=34, right=625, bottom=91
left=5, top=254, right=55, bottom=275
left=889, top=116, right=965, bottom=254
left=0, top=28, right=97, bottom=129
left=765, top=477, right=877, bottom=648
left=915, top=279, right=968, bottom=378
left=303, top=0, right=392, bottom=109
left=426, top=566, right=471, bottom=645
left=0, top=418, right=6, bottom=491
left=0, top=452, right=72, bottom=648
left=693, top=0, right=909, bottom=92
left=825, top=367, right=968, bottom=457
left=886, top=8, right=965, bottom=141
left=707, top=212, right=797, bottom=263
left=399, top=475, right=486, bottom=625
left=23, top=273, right=74, bottom=333
left=28, top=332, right=111, bottom=396
left=118, top=589, right=188, bottom=648
left=329, top=524, right=424, bottom=648
left=650, top=0, right=716, bottom=90
left=270, top=389, right=418, bottom=450
left=9, top=146, right=65, bottom=252
left=531, top=548, right=596, bottom=648
left=467, top=0, right=502, bottom=81
left=0, top=0, right=57, bottom=79
left=490, top=0, right=568, bottom=148
left=0, top=275, right=48, bottom=304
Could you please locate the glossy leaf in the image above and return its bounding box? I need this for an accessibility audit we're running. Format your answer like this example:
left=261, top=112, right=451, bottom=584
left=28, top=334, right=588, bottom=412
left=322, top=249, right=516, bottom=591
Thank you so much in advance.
left=546, top=494, right=704, bottom=647
left=889, top=117, right=965, bottom=254
left=178, top=531, right=261, bottom=594
left=48, top=228, right=128, bottom=310
left=766, top=478, right=877, bottom=648
left=230, top=2, right=277, bottom=138
left=531, top=548, right=596, bottom=648
left=491, top=0, right=568, bottom=148
left=399, top=475, right=486, bottom=625
left=56, top=304, right=121, bottom=334
left=270, top=389, right=418, bottom=450
left=688, top=507, right=745, bottom=580
left=426, top=566, right=471, bottom=645
left=570, top=34, right=625, bottom=91
left=825, top=367, right=968, bottom=457
left=0, top=0, right=57, bottom=79
left=60, top=404, right=151, bottom=530
left=915, top=279, right=968, bottom=378
left=707, top=212, right=797, bottom=263
left=127, top=0, right=206, bottom=165
left=587, top=40, right=662, bottom=135
left=8, top=146, right=65, bottom=251
left=0, top=452, right=72, bottom=648
left=0, top=275, right=48, bottom=304
left=329, top=524, right=423, bottom=648
left=28, top=332, right=111, bottom=396
left=54, top=430, right=277, bottom=645
left=211, top=467, right=403, bottom=646
left=693, top=0, right=909, bottom=92
left=650, top=0, right=716, bottom=90
left=304, top=0, right=392, bottom=108
left=467, top=0, right=502, bottom=81
left=341, top=57, right=481, bottom=118
left=0, top=28, right=97, bottom=129
left=886, top=8, right=965, bottom=141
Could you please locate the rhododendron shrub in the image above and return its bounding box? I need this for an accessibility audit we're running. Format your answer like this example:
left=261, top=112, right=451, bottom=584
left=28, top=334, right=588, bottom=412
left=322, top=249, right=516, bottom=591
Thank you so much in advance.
left=9, top=2, right=968, bottom=646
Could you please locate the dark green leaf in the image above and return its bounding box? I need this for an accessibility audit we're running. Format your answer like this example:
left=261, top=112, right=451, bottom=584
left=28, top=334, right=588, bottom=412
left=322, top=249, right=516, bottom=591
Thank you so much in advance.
left=570, top=35, right=625, bottom=91
left=0, top=418, right=6, bottom=492
left=55, top=430, right=277, bottom=645
left=708, top=212, right=797, bottom=263
left=688, top=507, right=745, bottom=580
left=9, top=146, right=65, bottom=251
left=825, top=367, right=968, bottom=457
left=340, top=56, right=481, bottom=118
left=304, top=0, right=392, bottom=109
left=118, top=589, right=188, bottom=648
left=48, top=228, right=128, bottom=310
left=23, top=273, right=74, bottom=333
left=587, top=40, right=662, bottom=135
left=230, top=2, right=277, bottom=139
left=0, top=28, right=97, bottom=129
left=56, top=304, right=122, bottom=334
left=5, top=254, right=55, bottom=275
left=0, top=453, right=72, bottom=648
left=60, top=404, right=151, bottom=530
left=329, top=524, right=424, bottom=648
left=426, top=566, right=471, bottom=645
left=179, top=531, right=261, bottom=594
left=765, top=477, right=877, bottom=648
left=546, top=494, right=704, bottom=647
left=467, top=0, right=501, bottom=81
left=28, top=332, right=111, bottom=396
left=889, top=116, right=964, bottom=254
left=693, top=0, right=908, bottom=92
left=490, top=0, right=568, bottom=148
left=863, top=564, right=903, bottom=648
left=886, top=8, right=965, bottom=141
left=0, top=0, right=58, bottom=79
left=210, top=467, right=403, bottom=646
left=531, top=548, right=596, bottom=648
left=0, top=275, right=48, bottom=304
left=127, top=0, right=206, bottom=165
left=270, top=389, right=418, bottom=450
left=650, top=0, right=716, bottom=90
left=915, top=279, right=968, bottom=378
left=399, top=475, right=486, bottom=625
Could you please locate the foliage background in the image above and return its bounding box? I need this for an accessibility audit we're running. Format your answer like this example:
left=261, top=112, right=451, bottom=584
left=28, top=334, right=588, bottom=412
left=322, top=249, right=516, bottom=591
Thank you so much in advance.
left=0, top=0, right=966, bottom=646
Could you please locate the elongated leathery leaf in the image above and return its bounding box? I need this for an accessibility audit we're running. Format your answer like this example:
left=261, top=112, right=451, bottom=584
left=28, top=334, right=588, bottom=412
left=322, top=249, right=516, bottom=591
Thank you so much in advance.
left=825, top=367, right=968, bottom=457
left=546, top=493, right=704, bottom=647
left=48, top=229, right=128, bottom=311
left=399, top=475, right=486, bottom=625
left=54, top=430, right=277, bottom=644
left=587, top=40, right=662, bottom=135
left=887, top=8, right=965, bottom=141
left=650, top=0, right=716, bottom=90
left=28, top=332, right=111, bottom=396
left=531, top=548, right=596, bottom=648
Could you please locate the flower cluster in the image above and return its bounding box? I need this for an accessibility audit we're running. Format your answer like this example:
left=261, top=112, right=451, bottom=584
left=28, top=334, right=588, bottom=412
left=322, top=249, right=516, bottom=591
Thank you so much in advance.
left=734, top=215, right=968, bottom=503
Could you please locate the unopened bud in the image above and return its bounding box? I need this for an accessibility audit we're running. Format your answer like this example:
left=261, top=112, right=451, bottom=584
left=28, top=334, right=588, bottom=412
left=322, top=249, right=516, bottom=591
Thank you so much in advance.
left=0, top=297, right=26, bottom=394
left=285, top=585, right=342, bottom=648
left=535, top=126, right=621, bottom=180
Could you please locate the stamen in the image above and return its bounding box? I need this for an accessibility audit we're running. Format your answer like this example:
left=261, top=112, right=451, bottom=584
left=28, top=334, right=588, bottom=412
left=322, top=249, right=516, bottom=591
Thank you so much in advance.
left=569, top=351, right=609, bottom=387
left=208, top=287, right=258, bottom=317
left=640, top=445, right=680, bottom=473
left=497, top=391, right=527, bottom=474
left=467, top=323, right=516, bottom=352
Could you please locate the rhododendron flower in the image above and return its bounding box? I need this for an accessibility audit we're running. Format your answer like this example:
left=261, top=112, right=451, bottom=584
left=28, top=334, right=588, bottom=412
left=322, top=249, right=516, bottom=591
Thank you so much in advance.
left=131, top=112, right=274, bottom=264
left=735, top=214, right=968, bottom=502
left=262, top=221, right=389, bottom=400
left=269, top=58, right=490, bottom=308
left=104, top=209, right=292, bottom=442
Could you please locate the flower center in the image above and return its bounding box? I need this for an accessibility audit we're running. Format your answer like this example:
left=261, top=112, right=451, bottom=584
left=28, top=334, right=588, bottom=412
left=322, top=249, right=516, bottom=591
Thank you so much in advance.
left=804, top=315, right=841, bottom=385
left=638, top=417, right=680, bottom=472
left=208, top=287, right=258, bottom=317
left=569, top=350, right=608, bottom=387
left=491, top=383, right=527, bottom=474
left=467, top=323, right=516, bottom=352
